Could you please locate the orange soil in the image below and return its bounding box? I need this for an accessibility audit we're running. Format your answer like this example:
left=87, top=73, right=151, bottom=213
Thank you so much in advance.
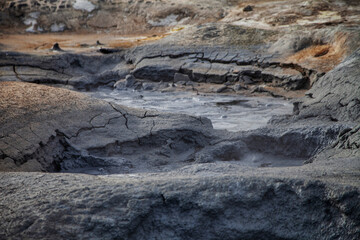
left=0, top=33, right=168, bottom=55
left=286, top=33, right=348, bottom=73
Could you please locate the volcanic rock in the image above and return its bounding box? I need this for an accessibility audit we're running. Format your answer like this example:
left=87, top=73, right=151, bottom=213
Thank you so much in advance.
left=51, top=43, right=63, bottom=51
left=243, top=5, right=253, bottom=12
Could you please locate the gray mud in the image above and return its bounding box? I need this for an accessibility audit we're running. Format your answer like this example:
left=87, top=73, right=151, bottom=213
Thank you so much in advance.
left=87, top=89, right=293, bottom=132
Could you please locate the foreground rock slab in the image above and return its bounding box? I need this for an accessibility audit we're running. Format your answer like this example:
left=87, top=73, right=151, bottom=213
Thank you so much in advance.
left=0, top=162, right=359, bottom=239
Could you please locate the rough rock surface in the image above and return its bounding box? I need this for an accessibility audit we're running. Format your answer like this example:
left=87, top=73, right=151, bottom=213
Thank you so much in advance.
left=296, top=48, right=360, bottom=122
left=2, top=0, right=360, bottom=37
left=1, top=168, right=359, bottom=240
left=0, top=0, right=226, bottom=34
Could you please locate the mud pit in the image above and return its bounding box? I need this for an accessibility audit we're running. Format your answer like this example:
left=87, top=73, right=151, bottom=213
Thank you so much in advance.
left=1, top=0, right=360, bottom=239
left=62, top=88, right=305, bottom=175
left=88, top=89, right=293, bottom=132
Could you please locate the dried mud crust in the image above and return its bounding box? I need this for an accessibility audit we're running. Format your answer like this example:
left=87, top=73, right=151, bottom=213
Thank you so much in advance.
left=0, top=81, right=215, bottom=172
left=0, top=80, right=352, bottom=173
left=0, top=57, right=359, bottom=239
left=0, top=1, right=360, bottom=239
left=0, top=83, right=359, bottom=238
left=0, top=171, right=359, bottom=239
left=296, top=48, right=360, bottom=122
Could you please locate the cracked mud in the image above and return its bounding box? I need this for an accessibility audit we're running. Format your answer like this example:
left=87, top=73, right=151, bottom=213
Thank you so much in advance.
left=0, top=0, right=360, bottom=239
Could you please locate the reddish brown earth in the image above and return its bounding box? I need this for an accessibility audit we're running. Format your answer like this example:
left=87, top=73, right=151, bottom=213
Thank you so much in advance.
left=0, top=32, right=169, bottom=54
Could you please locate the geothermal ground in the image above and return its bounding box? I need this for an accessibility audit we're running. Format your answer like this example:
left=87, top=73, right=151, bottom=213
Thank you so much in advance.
left=0, top=0, right=359, bottom=239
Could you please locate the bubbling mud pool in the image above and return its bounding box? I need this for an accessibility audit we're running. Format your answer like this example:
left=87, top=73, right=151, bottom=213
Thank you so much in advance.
left=87, top=89, right=293, bottom=132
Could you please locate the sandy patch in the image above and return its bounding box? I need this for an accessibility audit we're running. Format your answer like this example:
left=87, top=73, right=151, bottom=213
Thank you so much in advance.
left=0, top=32, right=169, bottom=55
